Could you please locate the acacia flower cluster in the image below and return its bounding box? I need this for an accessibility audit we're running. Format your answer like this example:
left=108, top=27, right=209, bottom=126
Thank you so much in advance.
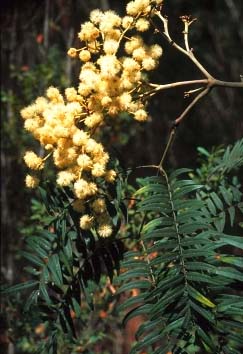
left=21, top=0, right=163, bottom=237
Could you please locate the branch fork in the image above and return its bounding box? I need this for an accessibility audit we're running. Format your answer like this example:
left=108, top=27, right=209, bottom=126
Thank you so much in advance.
left=149, top=9, right=243, bottom=167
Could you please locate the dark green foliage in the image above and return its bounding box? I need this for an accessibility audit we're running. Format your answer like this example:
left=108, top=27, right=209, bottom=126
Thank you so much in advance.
left=1, top=172, right=127, bottom=353
left=118, top=140, right=243, bottom=354
left=194, top=140, right=243, bottom=233
left=1, top=140, right=243, bottom=353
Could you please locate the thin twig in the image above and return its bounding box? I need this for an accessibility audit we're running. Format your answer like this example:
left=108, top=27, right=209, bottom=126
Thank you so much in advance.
left=154, top=11, right=214, bottom=79
left=182, top=20, right=190, bottom=52
left=148, top=80, right=208, bottom=89
left=140, top=78, right=243, bottom=100
left=155, top=88, right=210, bottom=169
left=175, top=87, right=210, bottom=126
left=181, top=15, right=197, bottom=52
left=139, top=79, right=208, bottom=99
left=136, top=164, right=158, bottom=169
left=184, top=87, right=204, bottom=97
left=158, top=127, right=177, bottom=170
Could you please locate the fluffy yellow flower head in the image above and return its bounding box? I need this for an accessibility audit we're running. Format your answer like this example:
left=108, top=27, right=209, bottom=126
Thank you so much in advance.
left=134, top=109, right=148, bottom=121
left=46, top=87, right=63, bottom=103
left=150, top=44, right=163, bottom=58
left=24, top=118, right=42, bottom=133
left=57, top=171, right=76, bottom=187
left=78, top=22, right=100, bottom=42
left=105, top=170, right=117, bottom=183
left=90, top=9, right=103, bottom=25
left=87, top=182, right=98, bottom=196
left=65, top=88, right=78, bottom=102
left=97, top=223, right=113, bottom=238
left=126, top=0, right=151, bottom=17
left=21, top=0, right=164, bottom=236
left=91, top=198, right=106, bottom=214
left=25, top=175, right=40, bottom=188
left=80, top=214, right=94, bottom=230
left=92, top=163, right=106, bottom=177
left=98, top=55, right=121, bottom=78
left=24, top=151, right=44, bottom=170
left=20, top=105, right=36, bottom=120
left=142, top=57, right=156, bottom=71
left=103, top=39, right=119, bottom=55
left=67, top=48, right=77, bottom=58
left=77, top=154, right=92, bottom=170
left=136, top=18, right=150, bottom=32
left=100, top=11, right=121, bottom=33
left=122, top=16, right=134, bottom=28
left=73, top=130, right=89, bottom=146
left=79, top=50, right=91, bottom=62
left=73, top=179, right=87, bottom=197
left=84, top=112, right=103, bottom=128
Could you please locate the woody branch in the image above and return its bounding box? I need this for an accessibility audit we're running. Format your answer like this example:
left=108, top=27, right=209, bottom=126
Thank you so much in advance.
left=147, top=8, right=243, bottom=168
left=147, top=10, right=243, bottom=128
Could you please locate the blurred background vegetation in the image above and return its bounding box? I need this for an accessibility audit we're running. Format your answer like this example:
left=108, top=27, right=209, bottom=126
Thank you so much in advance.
left=1, top=0, right=242, bottom=353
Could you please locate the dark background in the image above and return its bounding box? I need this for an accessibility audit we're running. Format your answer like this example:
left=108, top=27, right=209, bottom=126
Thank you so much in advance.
left=1, top=0, right=243, bottom=351
left=1, top=0, right=243, bottom=290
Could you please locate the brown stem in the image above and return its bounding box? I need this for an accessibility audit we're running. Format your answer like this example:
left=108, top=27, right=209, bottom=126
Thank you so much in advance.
left=140, top=77, right=242, bottom=101
left=155, top=88, right=210, bottom=169
left=140, top=78, right=241, bottom=171
left=155, top=12, right=243, bottom=90
left=212, top=79, right=243, bottom=89
left=175, top=87, right=210, bottom=126
left=184, top=87, right=204, bottom=97
left=158, top=126, right=177, bottom=170
left=140, top=79, right=208, bottom=99
left=183, top=21, right=190, bottom=52
left=154, top=11, right=214, bottom=79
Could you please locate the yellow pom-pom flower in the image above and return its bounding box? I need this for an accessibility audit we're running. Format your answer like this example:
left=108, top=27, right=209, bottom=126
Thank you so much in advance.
left=24, top=151, right=44, bottom=170
left=65, top=88, right=78, bottom=102
left=91, top=198, right=106, bottom=214
left=56, top=171, right=76, bottom=187
left=21, top=2, right=165, bottom=237
left=79, top=50, right=91, bottom=62
left=97, top=223, right=113, bottom=238
left=77, top=154, right=92, bottom=170
left=80, top=214, right=94, bottom=230
left=25, top=174, right=40, bottom=188
left=67, top=48, right=77, bottom=58
left=92, top=163, right=106, bottom=177
left=74, top=179, right=89, bottom=199
left=87, top=182, right=98, bottom=196
left=105, top=169, right=117, bottom=183
left=134, top=109, right=148, bottom=121
left=73, top=130, right=89, bottom=146
left=84, top=112, right=103, bottom=128
left=135, top=18, right=150, bottom=32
